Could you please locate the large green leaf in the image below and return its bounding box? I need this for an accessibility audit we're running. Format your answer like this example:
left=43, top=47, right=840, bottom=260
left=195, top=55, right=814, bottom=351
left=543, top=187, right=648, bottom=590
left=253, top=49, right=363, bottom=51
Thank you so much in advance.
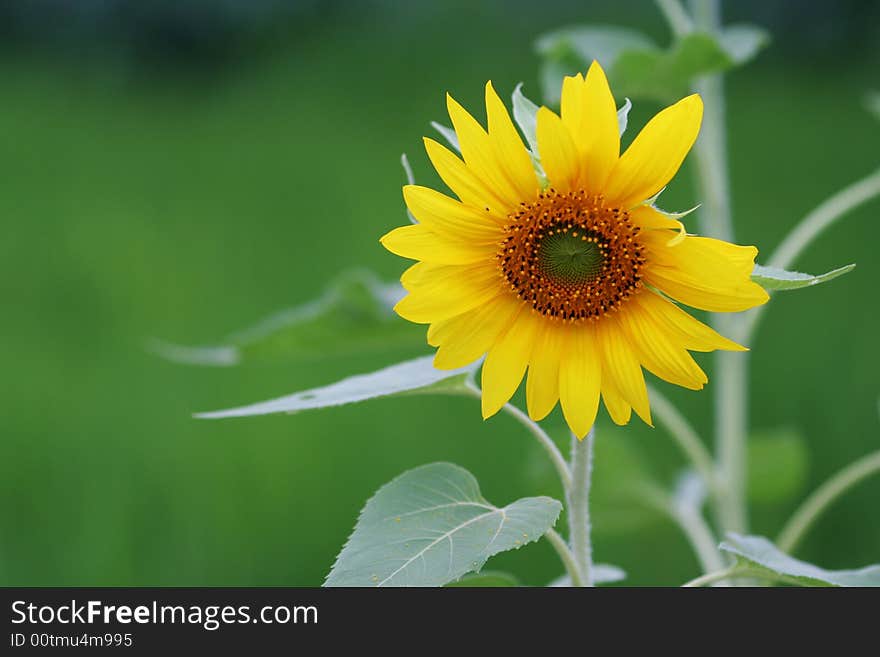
left=720, top=534, right=880, bottom=587
left=751, top=263, right=856, bottom=291
left=747, top=428, right=809, bottom=505
left=325, top=463, right=562, bottom=587
left=151, top=270, right=422, bottom=366
left=445, top=571, right=520, bottom=587
left=195, top=355, right=478, bottom=419
left=536, top=24, right=768, bottom=104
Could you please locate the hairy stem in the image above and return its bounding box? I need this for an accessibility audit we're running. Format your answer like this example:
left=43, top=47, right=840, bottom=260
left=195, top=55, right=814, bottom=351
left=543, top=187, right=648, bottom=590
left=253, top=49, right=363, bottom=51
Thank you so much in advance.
left=777, top=450, right=880, bottom=554
left=568, top=428, right=595, bottom=587
left=545, top=529, right=586, bottom=587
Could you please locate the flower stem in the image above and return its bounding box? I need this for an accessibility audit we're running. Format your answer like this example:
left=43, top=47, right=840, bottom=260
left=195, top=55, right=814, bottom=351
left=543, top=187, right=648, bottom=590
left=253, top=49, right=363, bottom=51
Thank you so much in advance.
left=712, top=341, right=749, bottom=534
left=464, top=381, right=572, bottom=490
left=688, top=0, right=748, bottom=536
left=568, top=428, right=595, bottom=587
left=776, top=450, right=880, bottom=554
left=544, top=529, right=586, bottom=587
left=681, top=565, right=739, bottom=587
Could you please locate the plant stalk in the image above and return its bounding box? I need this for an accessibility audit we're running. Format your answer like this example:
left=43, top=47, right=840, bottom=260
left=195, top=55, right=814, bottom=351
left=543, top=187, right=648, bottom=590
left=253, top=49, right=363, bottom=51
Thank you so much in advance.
left=568, top=428, right=595, bottom=587
left=777, top=450, right=880, bottom=554
left=688, top=0, right=748, bottom=535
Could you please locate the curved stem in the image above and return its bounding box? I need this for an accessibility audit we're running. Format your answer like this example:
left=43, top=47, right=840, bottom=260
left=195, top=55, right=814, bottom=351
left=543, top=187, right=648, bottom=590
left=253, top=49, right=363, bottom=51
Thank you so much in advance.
left=544, top=529, right=585, bottom=587
left=648, top=386, right=717, bottom=492
left=568, top=429, right=595, bottom=587
left=670, top=505, right=725, bottom=574
left=641, top=484, right=725, bottom=575
left=777, top=450, right=880, bottom=554
left=768, top=167, right=880, bottom=271
left=682, top=566, right=807, bottom=587
left=681, top=566, right=739, bottom=587
left=655, top=0, right=694, bottom=36
left=464, top=381, right=571, bottom=491
left=740, top=167, right=880, bottom=342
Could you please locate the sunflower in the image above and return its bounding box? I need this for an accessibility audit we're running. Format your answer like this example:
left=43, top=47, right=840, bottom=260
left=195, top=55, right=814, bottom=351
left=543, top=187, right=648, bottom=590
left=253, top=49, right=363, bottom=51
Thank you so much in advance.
left=380, top=61, right=768, bottom=438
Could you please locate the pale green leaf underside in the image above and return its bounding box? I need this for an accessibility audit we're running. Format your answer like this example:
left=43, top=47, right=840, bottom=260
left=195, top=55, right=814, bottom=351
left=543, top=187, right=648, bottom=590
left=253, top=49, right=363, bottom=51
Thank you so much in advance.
left=446, top=571, right=520, bottom=587
left=751, top=263, right=855, bottom=291
left=720, top=533, right=880, bottom=587
left=549, top=564, right=627, bottom=586
left=195, top=355, right=478, bottom=419
left=150, top=269, right=420, bottom=366
left=325, top=463, right=562, bottom=587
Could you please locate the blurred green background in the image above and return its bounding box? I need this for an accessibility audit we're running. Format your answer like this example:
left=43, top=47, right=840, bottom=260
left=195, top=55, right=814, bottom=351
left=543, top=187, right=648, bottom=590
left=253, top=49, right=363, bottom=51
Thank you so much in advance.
left=1, top=0, right=878, bottom=586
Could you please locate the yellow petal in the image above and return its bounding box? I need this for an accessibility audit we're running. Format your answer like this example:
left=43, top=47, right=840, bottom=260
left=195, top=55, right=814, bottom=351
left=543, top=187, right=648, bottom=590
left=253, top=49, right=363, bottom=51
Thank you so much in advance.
left=605, top=94, right=703, bottom=209
left=600, top=371, right=632, bottom=426
left=431, top=294, right=522, bottom=369
left=525, top=320, right=563, bottom=421
left=559, top=324, right=601, bottom=439
left=618, top=294, right=708, bottom=390
left=637, top=290, right=747, bottom=352
left=485, top=81, right=539, bottom=201
left=394, top=262, right=501, bottom=323
left=481, top=308, right=540, bottom=418
left=642, top=233, right=769, bottom=312
left=403, top=185, right=505, bottom=236
left=536, top=106, right=580, bottom=191
left=561, top=62, right=619, bottom=192
left=597, top=317, right=652, bottom=426
left=399, top=261, right=431, bottom=291
left=447, top=93, right=523, bottom=208
left=380, top=224, right=497, bottom=265
left=423, top=137, right=509, bottom=217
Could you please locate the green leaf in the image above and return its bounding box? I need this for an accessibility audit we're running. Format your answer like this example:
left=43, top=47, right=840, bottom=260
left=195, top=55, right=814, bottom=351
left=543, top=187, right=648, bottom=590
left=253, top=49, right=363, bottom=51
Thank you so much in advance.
left=446, top=571, right=520, bottom=587
left=616, top=97, right=632, bottom=136
left=720, top=533, right=880, bottom=587
left=751, top=263, right=856, bottom=291
left=150, top=270, right=423, bottom=366
left=549, top=564, right=627, bottom=586
left=512, top=83, right=541, bottom=154
left=536, top=24, right=768, bottom=103
left=195, top=355, right=478, bottom=420
left=324, top=463, right=563, bottom=587
left=536, top=25, right=655, bottom=104
left=747, top=428, right=809, bottom=505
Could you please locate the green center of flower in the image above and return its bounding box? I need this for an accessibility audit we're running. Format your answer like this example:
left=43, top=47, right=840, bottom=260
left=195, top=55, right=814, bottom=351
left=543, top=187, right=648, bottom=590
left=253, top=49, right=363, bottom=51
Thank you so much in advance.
left=537, top=229, right=605, bottom=284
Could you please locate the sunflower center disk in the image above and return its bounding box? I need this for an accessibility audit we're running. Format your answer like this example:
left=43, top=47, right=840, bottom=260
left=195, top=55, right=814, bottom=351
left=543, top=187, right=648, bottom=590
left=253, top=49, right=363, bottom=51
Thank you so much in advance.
left=498, top=190, right=646, bottom=321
